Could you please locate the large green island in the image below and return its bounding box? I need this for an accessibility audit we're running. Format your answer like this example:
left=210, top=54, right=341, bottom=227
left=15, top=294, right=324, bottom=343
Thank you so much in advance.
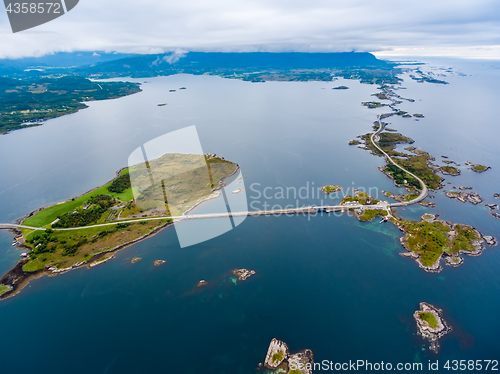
left=0, top=154, right=239, bottom=299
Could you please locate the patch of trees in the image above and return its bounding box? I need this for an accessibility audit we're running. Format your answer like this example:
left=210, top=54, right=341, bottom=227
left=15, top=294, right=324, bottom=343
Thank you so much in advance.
left=29, top=232, right=58, bottom=255
left=108, top=173, right=131, bottom=193
left=385, top=164, right=421, bottom=189
left=53, top=194, right=115, bottom=228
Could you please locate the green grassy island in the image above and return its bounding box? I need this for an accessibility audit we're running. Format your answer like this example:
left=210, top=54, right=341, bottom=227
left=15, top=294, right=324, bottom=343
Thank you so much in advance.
left=320, top=185, right=341, bottom=194
left=372, top=92, right=389, bottom=100
left=332, top=85, right=349, bottom=90
left=0, top=154, right=238, bottom=299
left=440, top=166, right=460, bottom=176
left=414, top=302, right=451, bottom=353
left=472, top=164, right=490, bottom=173
left=395, top=213, right=488, bottom=272
left=362, top=101, right=385, bottom=109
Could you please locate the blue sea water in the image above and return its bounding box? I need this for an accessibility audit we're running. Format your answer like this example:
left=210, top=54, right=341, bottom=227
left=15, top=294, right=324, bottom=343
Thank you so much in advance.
left=0, top=59, right=499, bottom=373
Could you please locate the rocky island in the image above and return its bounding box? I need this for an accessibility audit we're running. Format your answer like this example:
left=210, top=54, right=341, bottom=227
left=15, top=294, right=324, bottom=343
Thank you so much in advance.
left=395, top=213, right=494, bottom=272
left=490, top=212, right=500, bottom=220
left=232, top=268, right=256, bottom=281
left=264, top=338, right=314, bottom=374
left=362, top=101, right=385, bottom=109
left=414, top=302, right=452, bottom=353
left=440, top=166, right=460, bottom=176
left=197, top=280, right=208, bottom=287
left=444, top=190, right=483, bottom=205
left=339, top=189, right=496, bottom=272
left=465, top=161, right=491, bottom=173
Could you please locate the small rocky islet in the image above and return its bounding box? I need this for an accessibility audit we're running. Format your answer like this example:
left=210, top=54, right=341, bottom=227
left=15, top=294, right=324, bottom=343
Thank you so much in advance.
left=232, top=268, right=256, bottom=281
left=197, top=280, right=208, bottom=287
left=465, top=161, right=491, bottom=173
left=320, top=185, right=341, bottom=194
left=444, top=190, right=483, bottom=204
left=414, top=302, right=452, bottom=353
left=263, top=338, right=314, bottom=374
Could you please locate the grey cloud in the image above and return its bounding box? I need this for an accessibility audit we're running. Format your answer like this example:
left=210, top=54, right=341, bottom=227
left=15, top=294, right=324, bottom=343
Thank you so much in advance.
left=0, top=0, right=499, bottom=59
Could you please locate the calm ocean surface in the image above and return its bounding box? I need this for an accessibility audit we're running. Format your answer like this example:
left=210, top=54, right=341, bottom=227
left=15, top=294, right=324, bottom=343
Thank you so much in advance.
left=0, top=58, right=499, bottom=373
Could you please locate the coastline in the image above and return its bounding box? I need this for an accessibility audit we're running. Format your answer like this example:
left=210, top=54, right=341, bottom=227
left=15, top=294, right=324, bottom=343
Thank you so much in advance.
left=182, top=163, right=240, bottom=216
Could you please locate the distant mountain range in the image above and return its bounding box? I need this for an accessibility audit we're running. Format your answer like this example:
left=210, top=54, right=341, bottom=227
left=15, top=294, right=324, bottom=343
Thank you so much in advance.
left=0, top=51, right=399, bottom=133
left=0, top=51, right=391, bottom=78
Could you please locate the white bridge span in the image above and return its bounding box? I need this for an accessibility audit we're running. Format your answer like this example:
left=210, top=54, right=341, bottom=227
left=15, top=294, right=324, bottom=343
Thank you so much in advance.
left=1, top=117, right=428, bottom=232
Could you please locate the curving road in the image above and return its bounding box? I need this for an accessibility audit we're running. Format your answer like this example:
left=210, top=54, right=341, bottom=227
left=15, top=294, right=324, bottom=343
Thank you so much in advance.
left=370, top=116, right=428, bottom=207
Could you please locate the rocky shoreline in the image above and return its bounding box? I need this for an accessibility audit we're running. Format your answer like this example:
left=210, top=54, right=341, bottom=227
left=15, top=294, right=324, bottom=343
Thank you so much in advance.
left=414, top=302, right=452, bottom=353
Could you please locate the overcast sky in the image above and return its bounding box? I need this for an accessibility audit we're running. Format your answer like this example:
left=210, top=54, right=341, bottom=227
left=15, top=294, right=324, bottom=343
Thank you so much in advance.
left=1, top=0, right=499, bottom=59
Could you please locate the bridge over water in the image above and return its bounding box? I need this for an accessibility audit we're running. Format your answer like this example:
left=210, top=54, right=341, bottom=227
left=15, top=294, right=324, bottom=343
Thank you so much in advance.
left=1, top=116, right=428, bottom=232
